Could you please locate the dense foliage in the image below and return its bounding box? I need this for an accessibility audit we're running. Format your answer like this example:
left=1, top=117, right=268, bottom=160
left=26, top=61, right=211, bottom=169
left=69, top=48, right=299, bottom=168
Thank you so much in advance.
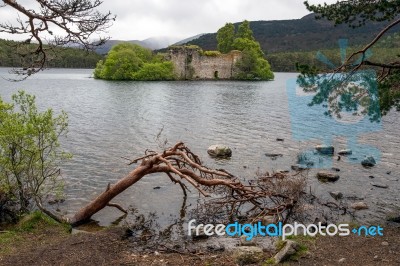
left=216, top=23, right=235, bottom=53
left=0, top=39, right=102, bottom=69
left=0, top=92, right=69, bottom=222
left=94, top=43, right=175, bottom=81
left=217, top=21, right=274, bottom=80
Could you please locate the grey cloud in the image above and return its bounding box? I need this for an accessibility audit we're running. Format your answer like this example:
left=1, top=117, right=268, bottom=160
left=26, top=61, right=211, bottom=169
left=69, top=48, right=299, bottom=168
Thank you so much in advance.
left=1, top=0, right=333, bottom=41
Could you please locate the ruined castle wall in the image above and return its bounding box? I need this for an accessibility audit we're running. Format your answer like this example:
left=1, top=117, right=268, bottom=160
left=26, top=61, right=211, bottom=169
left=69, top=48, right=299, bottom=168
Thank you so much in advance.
left=168, top=47, right=241, bottom=80
left=169, top=48, right=190, bottom=79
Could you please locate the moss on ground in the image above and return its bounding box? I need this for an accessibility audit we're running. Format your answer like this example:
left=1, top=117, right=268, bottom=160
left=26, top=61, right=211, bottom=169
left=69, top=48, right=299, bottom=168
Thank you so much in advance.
left=0, top=211, right=70, bottom=256
left=264, top=234, right=316, bottom=264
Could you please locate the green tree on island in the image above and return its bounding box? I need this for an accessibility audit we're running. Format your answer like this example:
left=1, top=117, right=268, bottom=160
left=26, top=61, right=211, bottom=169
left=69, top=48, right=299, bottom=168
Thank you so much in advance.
left=217, top=20, right=274, bottom=80
left=236, top=20, right=255, bottom=41
left=216, top=23, right=235, bottom=53
left=94, top=43, right=175, bottom=81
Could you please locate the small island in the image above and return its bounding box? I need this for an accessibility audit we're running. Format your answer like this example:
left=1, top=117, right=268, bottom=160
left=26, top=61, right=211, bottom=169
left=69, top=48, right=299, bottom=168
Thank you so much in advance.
left=94, top=21, right=274, bottom=81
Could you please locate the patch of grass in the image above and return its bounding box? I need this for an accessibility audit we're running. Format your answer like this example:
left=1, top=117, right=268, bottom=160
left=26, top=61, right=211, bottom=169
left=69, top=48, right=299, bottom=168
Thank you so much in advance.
left=263, top=257, right=276, bottom=265
left=0, top=231, right=20, bottom=254
left=275, top=239, right=286, bottom=251
left=18, top=211, right=55, bottom=231
left=16, top=211, right=71, bottom=233
left=0, top=231, right=18, bottom=245
left=203, top=50, right=221, bottom=57
left=0, top=211, right=70, bottom=256
left=289, top=243, right=308, bottom=261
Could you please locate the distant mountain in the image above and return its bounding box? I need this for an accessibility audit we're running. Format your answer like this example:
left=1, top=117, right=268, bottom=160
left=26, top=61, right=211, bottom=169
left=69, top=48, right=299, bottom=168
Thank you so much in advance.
left=94, top=40, right=144, bottom=55
left=142, top=36, right=182, bottom=50
left=181, top=14, right=400, bottom=53
left=173, top=34, right=205, bottom=46
left=94, top=36, right=181, bottom=55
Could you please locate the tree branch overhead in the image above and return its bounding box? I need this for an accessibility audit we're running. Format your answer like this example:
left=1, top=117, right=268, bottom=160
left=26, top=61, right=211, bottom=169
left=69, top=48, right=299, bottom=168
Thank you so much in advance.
left=1, top=0, right=115, bottom=79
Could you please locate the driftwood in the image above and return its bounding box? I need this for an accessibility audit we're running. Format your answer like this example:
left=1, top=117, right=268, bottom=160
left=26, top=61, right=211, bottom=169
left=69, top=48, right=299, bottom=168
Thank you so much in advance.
left=43, top=142, right=304, bottom=226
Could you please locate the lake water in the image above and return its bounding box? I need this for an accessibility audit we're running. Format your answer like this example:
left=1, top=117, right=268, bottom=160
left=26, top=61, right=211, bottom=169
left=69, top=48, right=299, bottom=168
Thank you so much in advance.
left=0, top=68, right=399, bottom=226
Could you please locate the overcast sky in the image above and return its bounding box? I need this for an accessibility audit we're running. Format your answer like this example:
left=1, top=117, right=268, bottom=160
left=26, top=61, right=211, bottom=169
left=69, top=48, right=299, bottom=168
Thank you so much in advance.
left=0, top=0, right=337, bottom=42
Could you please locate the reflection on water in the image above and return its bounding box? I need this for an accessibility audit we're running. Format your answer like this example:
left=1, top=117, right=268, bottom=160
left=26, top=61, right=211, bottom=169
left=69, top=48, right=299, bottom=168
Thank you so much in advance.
left=0, top=68, right=399, bottom=226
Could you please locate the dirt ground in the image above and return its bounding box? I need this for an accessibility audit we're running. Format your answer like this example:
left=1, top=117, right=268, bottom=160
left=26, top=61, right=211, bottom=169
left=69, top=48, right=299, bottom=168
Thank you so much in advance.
left=290, top=226, right=400, bottom=266
left=1, top=220, right=399, bottom=266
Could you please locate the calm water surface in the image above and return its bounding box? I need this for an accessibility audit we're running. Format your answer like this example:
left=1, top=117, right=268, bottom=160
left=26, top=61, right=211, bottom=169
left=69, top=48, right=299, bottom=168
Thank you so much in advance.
left=0, top=68, right=399, bottom=226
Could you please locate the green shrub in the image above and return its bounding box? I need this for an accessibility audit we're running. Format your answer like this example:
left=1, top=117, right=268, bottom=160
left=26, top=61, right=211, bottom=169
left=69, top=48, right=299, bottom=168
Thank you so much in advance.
left=133, top=62, right=176, bottom=81
left=0, top=91, right=69, bottom=220
left=94, top=43, right=175, bottom=81
left=203, top=50, right=221, bottom=57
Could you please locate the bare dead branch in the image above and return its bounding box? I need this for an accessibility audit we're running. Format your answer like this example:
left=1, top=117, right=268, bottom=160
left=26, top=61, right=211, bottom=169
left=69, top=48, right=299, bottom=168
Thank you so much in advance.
left=38, top=142, right=305, bottom=226
left=107, top=203, right=127, bottom=214
left=335, top=17, right=400, bottom=75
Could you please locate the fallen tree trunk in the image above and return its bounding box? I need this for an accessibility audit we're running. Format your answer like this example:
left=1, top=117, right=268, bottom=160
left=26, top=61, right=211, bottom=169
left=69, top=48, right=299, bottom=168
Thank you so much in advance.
left=43, top=142, right=305, bottom=226
left=70, top=163, right=154, bottom=225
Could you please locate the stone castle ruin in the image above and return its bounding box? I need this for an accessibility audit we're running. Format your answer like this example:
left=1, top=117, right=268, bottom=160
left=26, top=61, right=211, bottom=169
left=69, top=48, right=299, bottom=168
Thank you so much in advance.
left=168, top=46, right=242, bottom=80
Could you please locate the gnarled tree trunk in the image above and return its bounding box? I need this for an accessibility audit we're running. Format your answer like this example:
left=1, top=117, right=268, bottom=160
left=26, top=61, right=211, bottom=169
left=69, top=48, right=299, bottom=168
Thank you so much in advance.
left=42, top=142, right=304, bottom=226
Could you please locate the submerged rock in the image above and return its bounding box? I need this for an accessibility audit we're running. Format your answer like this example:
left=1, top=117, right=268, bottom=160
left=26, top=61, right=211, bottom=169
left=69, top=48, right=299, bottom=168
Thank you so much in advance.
left=338, top=149, right=352, bottom=155
left=345, top=195, right=365, bottom=201
left=276, top=169, right=290, bottom=174
left=315, top=145, right=334, bottom=155
left=291, top=164, right=308, bottom=171
left=351, top=202, right=369, bottom=210
left=371, top=182, right=388, bottom=189
left=207, top=144, right=232, bottom=158
left=330, top=191, right=344, bottom=200
left=317, top=171, right=340, bottom=182
left=361, top=156, right=376, bottom=167
left=265, top=153, right=283, bottom=158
